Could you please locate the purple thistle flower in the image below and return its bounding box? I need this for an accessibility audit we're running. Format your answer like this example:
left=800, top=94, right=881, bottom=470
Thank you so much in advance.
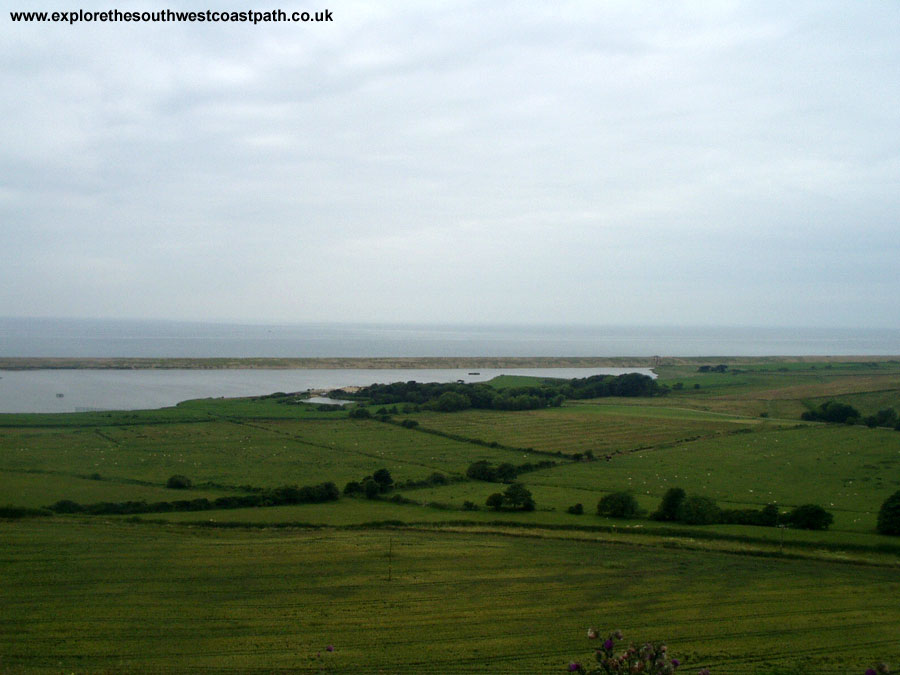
left=568, top=662, right=581, bottom=672
left=672, top=658, right=680, bottom=668
left=603, top=638, right=615, bottom=650
left=866, top=670, right=877, bottom=675
left=325, top=645, right=334, bottom=652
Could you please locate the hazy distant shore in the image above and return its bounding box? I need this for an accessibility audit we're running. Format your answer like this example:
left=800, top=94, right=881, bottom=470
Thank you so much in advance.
left=1, top=355, right=898, bottom=371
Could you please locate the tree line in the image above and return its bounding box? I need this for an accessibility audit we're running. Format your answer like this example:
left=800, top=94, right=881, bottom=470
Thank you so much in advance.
left=331, top=372, right=662, bottom=413
left=802, top=400, right=900, bottom=429
left=48, top=480, right=340, bottom=516
left=592, top=487, right=835, bottom=530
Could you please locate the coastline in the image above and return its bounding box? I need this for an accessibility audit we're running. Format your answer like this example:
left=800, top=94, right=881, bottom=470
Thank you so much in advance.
left=1, top=355, right=898, bottom=370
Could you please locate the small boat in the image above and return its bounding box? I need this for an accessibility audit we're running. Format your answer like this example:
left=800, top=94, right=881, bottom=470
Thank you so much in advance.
left=468, top=372, right=480, bottom=375
left=56, top=393, right=64, bottom=398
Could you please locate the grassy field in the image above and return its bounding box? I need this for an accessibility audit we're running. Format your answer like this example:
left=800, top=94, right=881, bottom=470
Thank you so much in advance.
left=2, top=358, right=900, bottom=673
left=2, top=520, right=899, bottom=674
left=406, top=405, right=768, bottom=458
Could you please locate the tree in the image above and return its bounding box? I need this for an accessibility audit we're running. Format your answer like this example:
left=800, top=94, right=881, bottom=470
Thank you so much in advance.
left=166, top=475, right=192, bottom=489
left=801, top=400, right=860, bottom=424
left=486, top=492, right=505, bottom=511
left=495, top=463, right=518, bottom=482
left=373, top=468, right=394, bottom=493
left=876, top=490, right=900, bottom=535
left=343, top=481, right=363, bottom=496
left=676, top=496, right=721, bottom=525
left=467, top=460, right=496, bottom=482
left=435, top=391, right=471, bottom=412
left=363, top=479, right=380, bottom=499
left=503, top=483, right=535, bottom=511
left=784, top=504, right=833, bottom=530
left=651, top=487, right=686, bottom=522
left=597, top=492, right=640, bottom=519
left=760, top=503, right=780, bottom=527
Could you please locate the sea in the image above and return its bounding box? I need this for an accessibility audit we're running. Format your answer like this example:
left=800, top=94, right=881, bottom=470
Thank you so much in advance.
left=1, top=318, right=898, bottom=414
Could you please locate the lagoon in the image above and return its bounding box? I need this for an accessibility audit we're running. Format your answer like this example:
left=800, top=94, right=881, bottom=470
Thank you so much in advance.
left=0, top=367, right=653, bottom=414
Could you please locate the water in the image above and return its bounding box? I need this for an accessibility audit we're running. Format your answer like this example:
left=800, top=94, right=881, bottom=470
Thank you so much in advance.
left=2, top=317, right=899, bottom=358
left=2, top=318, right=898, bottom=413
left=0, top=367, right=654, bottom=414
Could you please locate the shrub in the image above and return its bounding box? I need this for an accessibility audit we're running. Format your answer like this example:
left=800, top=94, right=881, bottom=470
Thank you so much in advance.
left=801, top=400, right=860, bottom=424
left=503, top=483, right=535, bottom=511
left=570, top=629, right=697, bottom=674
left=597, top=492, right=640, bottom=519
left=435, top=391, right=471, bottom=412
left=486, top=484, right=535, bottom=511
left=467, top=460, right=497, bottom=481
left=400, top=419, right=419, bottom=428
left=166, top=475, right=192, bottom=489
left=49, top=499, right=84, bottom=513
left=462, top=500, right=478, bottom=511
left=348, top=406, right=372, bottom=419
left=784, top=503, right=833, bottom=530
left=343, top=481, right=363, bottom=496
left=567, top=503, right=584, bottom=515
left=486, top=493, right=504, bottom=511
left=651, top=487, right=686, bottom=522
left=373, top=468, right=394, bottom=493
left=676, top=495, right=721, bottom=525
left=760, top=503, right=780, bottom=527
left=363, top=479, right=380, bottom=499
left=876, top=490, right=900, bottom=535
left=0, top=505, right=52, bottom=518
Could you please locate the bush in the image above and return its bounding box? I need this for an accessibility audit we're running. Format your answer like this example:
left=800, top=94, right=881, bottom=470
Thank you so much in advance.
left=784, top=503, right=833, bottom=530
left=567, top=503, right=584, bottom=515
left=760, top=503, right=780, bottom=527
left=363, top=479, right=380, bottom=499
left=400, top=419, right=419, bottom=428
left=0, top=505, right=52, bottom=518
left=373, top=468, right=394, bottom=493
left=49, top=499, right=84, bottom=513
left=166, top=475, right=192, bottom=489
left=343, top=480, right=363, bottom=496
left=348, top=406, right=372, bottom=419
left=503, top=483, right=535, bottom=511
left=650, top=487, right=685, bottom=522
left=570, top=629, right=696, bottom=674
left=467, top=460, right=497, bottom=481
left=486, top=492, right=504, bottom=511
left=435, top=391, right=471, bottom=412
left=876, top=490, right=900, bottom=535
left=486, top=484, right=535, bottom=511
left=597, top=492, right=640, bottom=519
left=676, top=495, right=721, bottom=525
left=801, top=400, right=860, bottom=424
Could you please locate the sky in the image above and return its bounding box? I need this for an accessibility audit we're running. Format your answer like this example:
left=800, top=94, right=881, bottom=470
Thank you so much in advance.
left=2, top=1, right=899, bottom=328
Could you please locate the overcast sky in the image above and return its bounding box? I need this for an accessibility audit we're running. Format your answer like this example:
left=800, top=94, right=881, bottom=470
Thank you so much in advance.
left=2, top=1, right=898, bottom=327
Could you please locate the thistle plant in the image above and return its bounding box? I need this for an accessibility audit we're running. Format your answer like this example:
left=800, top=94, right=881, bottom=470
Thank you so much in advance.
left=569, top=629, right=702, bottom=675
left=865, top=664, right=890, bottom=675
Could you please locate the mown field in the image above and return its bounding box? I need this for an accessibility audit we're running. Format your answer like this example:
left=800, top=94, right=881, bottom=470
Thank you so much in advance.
left=2, top=359, right=900, bottom=673
left=2, top=520, right=899, bottom=674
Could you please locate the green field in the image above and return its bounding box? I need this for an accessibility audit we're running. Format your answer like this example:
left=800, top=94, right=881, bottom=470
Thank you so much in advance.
left=2, top=520, right=899, bottom=674
left=2, top=359, right=900, bottom=673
